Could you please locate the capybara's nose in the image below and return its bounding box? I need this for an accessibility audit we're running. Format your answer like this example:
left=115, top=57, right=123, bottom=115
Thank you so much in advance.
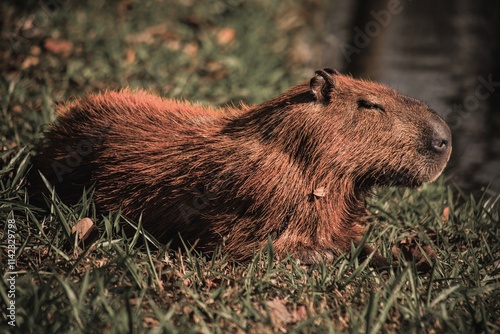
left=430, top=118, right=452, bottom=155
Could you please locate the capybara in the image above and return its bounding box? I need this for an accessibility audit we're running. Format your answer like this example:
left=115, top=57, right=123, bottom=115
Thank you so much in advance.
left=29, top=68, right=452, bottom=266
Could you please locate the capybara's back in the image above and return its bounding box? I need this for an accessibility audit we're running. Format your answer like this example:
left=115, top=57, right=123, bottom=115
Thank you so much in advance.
left=29, top=69, right=452, bottom=264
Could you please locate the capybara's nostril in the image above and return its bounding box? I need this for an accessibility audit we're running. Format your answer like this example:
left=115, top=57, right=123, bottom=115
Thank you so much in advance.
left=429, top=118, right=452, bottom=155
left=432, top=138, right=449, bottom=152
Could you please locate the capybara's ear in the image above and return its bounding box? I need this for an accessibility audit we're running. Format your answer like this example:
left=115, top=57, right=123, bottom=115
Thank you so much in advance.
left=310, top=68, right=338, bottom=103
left=323, top=68, right=339, bottom=75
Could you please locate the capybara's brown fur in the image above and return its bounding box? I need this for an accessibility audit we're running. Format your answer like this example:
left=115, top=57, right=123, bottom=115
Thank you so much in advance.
left=29, top=68, right=452, bottom=266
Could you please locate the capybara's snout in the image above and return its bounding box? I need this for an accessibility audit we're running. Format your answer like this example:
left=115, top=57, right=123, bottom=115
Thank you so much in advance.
left=417, top=112, right=452, bottom=183
left=428, top=115, right=452, bottom=167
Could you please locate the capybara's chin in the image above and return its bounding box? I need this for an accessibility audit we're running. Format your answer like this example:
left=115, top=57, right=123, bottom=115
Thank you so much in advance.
left=29, top=68, right=452, bottom=267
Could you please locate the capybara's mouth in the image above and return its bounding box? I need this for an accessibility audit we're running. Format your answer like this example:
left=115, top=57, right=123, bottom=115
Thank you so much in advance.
left=377, top=155, right=450, bottom=188
left=374, top=170, right=423, bottom=188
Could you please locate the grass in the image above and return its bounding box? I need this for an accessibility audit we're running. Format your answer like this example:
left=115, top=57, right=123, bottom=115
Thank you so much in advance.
left=1, top=1, right=499, bottom=333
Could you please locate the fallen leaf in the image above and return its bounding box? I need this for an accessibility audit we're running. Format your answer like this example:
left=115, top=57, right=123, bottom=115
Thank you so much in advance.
left=217, top=27, right=236, bottom=45
left=143, top=316, right=159, bottom=327
left=442, top=207, right=450, bottom=223
left=313, top=187, right=326, bottom=198
left=125, top=24, right=179, bottom=45
left=30, top=45, right=41, bottom=56
left=21, top=55, right=39, bottom=69
left=125, top=48, right=135, bottom=64
left=267, top=298, right=291, bottom=328
left=12, top=105, right=23, bottom=113
left=72, top=217, right=98, bottom=247
left=44, top=38, right=73, bottom=58
left=183, top=42, right=198, bottom=56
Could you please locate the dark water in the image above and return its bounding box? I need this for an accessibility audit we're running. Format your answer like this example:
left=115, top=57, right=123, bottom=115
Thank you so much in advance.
left=320, top=0, right=500, bottom=194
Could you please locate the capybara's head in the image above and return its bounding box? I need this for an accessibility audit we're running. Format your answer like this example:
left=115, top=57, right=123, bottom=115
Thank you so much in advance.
left=253, top=68, right=452, bottom=190
left=316, top=69, right=451, bottom=187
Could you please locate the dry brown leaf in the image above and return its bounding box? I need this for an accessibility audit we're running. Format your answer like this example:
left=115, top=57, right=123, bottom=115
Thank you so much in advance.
left=442, top=206, right=450, bottom=223
left=30, top=45, right=41, bottom=56
left=217, top=27, right=236, bottom=45
left=12, top=105, right=23, bottom=113
left=143, top=316, right=160, bottom=327
left=125, top=24, right=178, bottom=45
left=44, top=38, right=73, bottom=58
left=125, top=48, right=135, bottom=64
left=71, top=217, right=98, bottom=247
left=267, top=298, right=291, bottom=329
left=313, top=187, right=326, bottom=198
left=21, top=55, right=39, bottom=69
left=183, top=43, right=198, bottom=56
left=72, top=217, right=95, bottom=239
